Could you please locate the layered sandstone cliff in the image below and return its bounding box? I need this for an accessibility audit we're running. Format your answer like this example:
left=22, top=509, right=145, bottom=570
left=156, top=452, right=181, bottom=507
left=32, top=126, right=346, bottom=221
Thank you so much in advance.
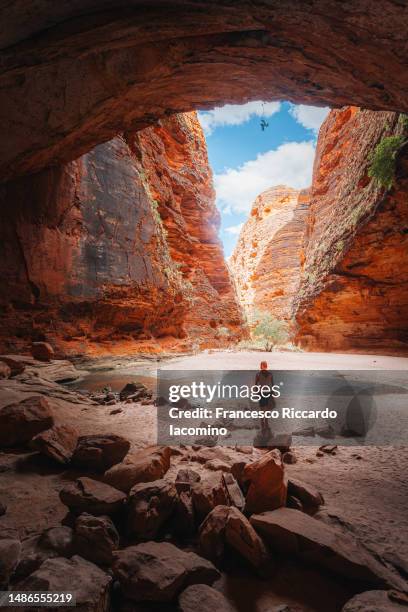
left=229, top=186, right=309, bottom=329
left=294, top=107, right=408, bottom=355
left=0, top=112, right=244, bottom=356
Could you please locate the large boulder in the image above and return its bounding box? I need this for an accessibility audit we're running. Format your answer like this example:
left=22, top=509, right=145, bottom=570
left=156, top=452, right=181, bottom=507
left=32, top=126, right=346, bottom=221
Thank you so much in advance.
left=31, top=341, right=54, bottom=362
left=179, top=584, right=236, bottom=612
left=242, top=450, right=287, bottom=514
left=103, top=446, right=170, bottom=493
left=15, top=555, right=111, bottom=611
left=15, top=527, right=74, bottom=580
left=126, top=479, right=177, bottom=539
left=31, top=424, right=78, bottom=464
left=74, top=513, right=119, bottom=566
left=60, top=477, right=126, bottom=516
left=0, top=396, right=54, bottom=447
left=199, top=506, right=269, bottom=569
left=72, top=435, right=130, bottom=472
left=191, top=473, right=229, bottom=522
left=0, top=528, right=21, bottom=588
left=287, top=478, right=324, bottom=512
left=342, top=590, right=408, bottom=611
left=112, top=541, right=220, bottom=602
left=250, top=508, right=398, bottom=587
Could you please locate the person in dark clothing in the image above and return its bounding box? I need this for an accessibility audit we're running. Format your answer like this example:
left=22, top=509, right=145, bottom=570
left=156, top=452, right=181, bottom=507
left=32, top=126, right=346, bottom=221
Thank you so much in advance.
left=254, top=360, right=274, bottom=444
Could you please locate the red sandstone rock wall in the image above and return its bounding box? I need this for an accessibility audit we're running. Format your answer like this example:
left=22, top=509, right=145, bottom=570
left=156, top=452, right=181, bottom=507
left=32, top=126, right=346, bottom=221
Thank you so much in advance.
left=294, top=107, right=408, bottom=355
left=0, top=113, right=244, bottom=356
left=229, top=186, right=309, bottom=333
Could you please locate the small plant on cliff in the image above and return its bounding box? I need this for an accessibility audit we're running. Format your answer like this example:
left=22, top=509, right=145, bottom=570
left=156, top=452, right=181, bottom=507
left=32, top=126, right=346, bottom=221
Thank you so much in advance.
left=251, top=310, right=289, bottom=351
left=368, top=134, right=405, bottom=189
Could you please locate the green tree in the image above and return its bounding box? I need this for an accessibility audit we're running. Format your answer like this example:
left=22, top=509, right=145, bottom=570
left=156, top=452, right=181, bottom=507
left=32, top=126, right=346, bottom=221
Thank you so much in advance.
left=252, top=310, right=289, bottom=351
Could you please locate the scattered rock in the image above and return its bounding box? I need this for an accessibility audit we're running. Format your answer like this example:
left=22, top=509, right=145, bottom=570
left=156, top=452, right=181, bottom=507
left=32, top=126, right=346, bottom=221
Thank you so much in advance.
left=0, top=529, right=21, bottom=587
left=119, top=383, right=149, bottom=402
left=0, top=355, right=25, bottom=376
left=316, top=451, right=324, bottom=457
left=222, top=473, right=245, bottom=511
left=242, top=450, right=287, bottom=514
left=60, top=477, right=126, bottom=516
left=319, top=444, right=338, bottom=454
left=199, top=505, right=269, bottom=569
left=126, top=479, right=177, bottom=539
left=110, top=408, right=123, bottom=415
left=72, top=434, right=130, bottom=472
left=31, top=424, right=78, bottom=464
left=282, top=451, right=297, bottom=465
left=250, top=508, right=398, bottom=587
left=74, top=513, right=119, bottom=565
left=191, top=472, right=229, bottom=522
left=342, top=590, right=408, bottom=611
left=287, top=478, right=324, bottom=511
left=266, top=433, right=292, bottom=452
left=0, top=361, right=11, bottom=379
left=15, top=555, right=111, bottom=610
left=175, top=468, right=201, bottom=493
left=179, top=584, right=235, bottom=612
left=0, top=396, right=54, bottom=447
left=31, top=341, right=54, bottom=362
left=103, top=446, right=170, bottom=493
left=112, top=541, right=220, bottom=602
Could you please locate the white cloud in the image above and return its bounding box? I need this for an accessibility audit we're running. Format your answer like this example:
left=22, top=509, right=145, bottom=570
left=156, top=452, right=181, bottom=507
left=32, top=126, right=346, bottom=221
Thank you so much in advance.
left=290, top=104, right=330, bottom=132
left=224, top=223, right=244, bottom=235
left=214, top=141, right=315, bottom=215
left=198, top=101, right=281, bottom=135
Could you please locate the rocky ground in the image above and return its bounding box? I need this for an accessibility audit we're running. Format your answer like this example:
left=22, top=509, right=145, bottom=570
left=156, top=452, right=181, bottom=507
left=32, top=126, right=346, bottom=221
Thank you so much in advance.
left=0, top=347, right=407, bottom=611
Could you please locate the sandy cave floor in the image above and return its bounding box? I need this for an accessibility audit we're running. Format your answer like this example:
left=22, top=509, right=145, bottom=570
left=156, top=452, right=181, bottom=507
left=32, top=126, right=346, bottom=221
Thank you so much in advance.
left=0, top=350, right=407, bottom=611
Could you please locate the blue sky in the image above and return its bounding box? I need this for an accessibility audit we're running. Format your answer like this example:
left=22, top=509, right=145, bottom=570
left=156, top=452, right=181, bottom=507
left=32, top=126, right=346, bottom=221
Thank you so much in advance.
left=197, top=101, right=329, bottom=256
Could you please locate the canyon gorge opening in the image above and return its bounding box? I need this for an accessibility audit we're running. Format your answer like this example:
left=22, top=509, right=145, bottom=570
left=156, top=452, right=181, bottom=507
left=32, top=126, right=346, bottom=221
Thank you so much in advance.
left=0, top=4, right=408, bottom=612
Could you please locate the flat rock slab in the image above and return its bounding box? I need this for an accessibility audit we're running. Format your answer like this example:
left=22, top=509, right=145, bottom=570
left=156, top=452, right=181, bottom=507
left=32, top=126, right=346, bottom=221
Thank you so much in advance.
left=250, top=508, right=398, bottom=587
left=112, top=541, right=220, bottom=602
left=342, top=590, right=408, bottom=611
left=179, top=584, right=236, bottom=612
left=15, top=555, right=111, bottom=611
left=60, top=477, right=126, bottom=516
left=0, top=395, right=54, bottom=447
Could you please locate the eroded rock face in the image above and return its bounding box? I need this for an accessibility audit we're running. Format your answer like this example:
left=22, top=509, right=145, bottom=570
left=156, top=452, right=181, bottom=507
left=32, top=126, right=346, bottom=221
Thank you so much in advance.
left=1, top=2, right=408, bottom=182
left=230, top=186, right=309, bottom=333
left=294, top=108, right=408, bottom=355
left=0, top=113, right=243, bottom=356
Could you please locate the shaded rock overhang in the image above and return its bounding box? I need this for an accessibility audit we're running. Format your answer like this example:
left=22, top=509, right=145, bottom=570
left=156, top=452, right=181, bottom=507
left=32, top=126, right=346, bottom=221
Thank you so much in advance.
left=1, top=0, right=408, bottom=181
